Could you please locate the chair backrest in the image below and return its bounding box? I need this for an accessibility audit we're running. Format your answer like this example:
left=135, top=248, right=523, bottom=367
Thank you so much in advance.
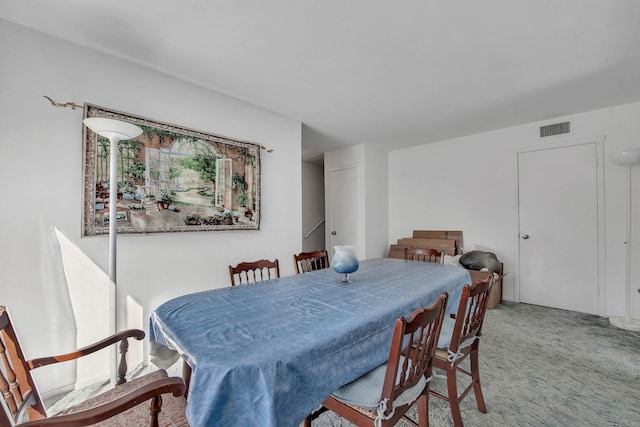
left=404, top=247, right=445, bottom=264
left=379, top=293, right=448, bottom=411
left=293, top=250, right=329, bottom=274
left=0, top=306, right=47, bottom=425
left=229, top=259, right=280, bottom=286
left=449, top=275, right=494, bottom=353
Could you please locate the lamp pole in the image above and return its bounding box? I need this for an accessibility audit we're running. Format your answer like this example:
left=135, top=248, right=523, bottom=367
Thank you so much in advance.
left=621, top=164, right=632, bottom=325
left=608, top=149, right=640, bottom=331
left=83, top=117, right=143, bottom=379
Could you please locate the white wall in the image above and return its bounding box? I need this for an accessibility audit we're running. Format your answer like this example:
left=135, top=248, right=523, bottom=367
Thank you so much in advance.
left=388, top=101, right=640, bottom=320
left=0, top=20, right=302, bottom=394
left=301, top=161, right=325, bottom=252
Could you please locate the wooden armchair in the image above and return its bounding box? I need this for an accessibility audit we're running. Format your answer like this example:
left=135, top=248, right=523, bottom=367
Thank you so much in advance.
left=293, top=250, right=329, bottom=274
left=404, top=247, right=445, bottom=264
left=228, top=259, right=280, bottom=286
left=0, top=306, right=188, bottom=426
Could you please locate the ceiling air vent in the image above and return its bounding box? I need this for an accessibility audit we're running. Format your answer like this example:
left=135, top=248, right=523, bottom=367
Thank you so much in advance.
left=539, top=121, right=571, bottom=138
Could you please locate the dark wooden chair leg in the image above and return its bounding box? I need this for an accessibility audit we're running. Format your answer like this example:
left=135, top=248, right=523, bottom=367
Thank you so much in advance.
left=417, top=393, right=429, bottom=427
left=149, top=395, right=162, bottom=427
left=182, top=360, right=192, bottom=399
left=117, top=338, right=129, bottom=385
left=470, top=347, right=487, bottom=413
left=446, top=366, right=464, bottom=427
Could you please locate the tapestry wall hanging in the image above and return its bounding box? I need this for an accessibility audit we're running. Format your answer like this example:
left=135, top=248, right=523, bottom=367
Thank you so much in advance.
left=82, top=104, right=261, bottom=236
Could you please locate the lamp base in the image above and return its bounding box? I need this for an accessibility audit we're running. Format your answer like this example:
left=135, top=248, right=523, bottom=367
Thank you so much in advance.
left=609, top=316, right=640, bottom=332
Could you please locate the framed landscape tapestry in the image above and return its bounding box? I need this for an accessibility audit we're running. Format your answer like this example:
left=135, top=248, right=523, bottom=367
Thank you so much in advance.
left=82, top=104, right=261, bottom=236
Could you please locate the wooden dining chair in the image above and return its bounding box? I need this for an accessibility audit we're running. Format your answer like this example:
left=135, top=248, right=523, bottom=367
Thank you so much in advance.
left=305, top=293, right=449, bottom=427
left=404, top=247, right=445, bottom=264
left=293, top=250, right=330, bottom=274
left=429, top=275, right=494, bottom=427
left=228, top=259, right=280, bottom=286
left=0, top=306, right=188, bottom=427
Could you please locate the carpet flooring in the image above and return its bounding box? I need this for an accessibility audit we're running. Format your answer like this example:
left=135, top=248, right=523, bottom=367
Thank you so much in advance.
left=313, top=302, right=640, bottom=427
left=46, top=302, right=640, bottom=426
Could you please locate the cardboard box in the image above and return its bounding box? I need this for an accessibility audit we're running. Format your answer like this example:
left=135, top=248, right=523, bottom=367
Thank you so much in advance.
left=387, top=244, right=410, bottom=259
left=412, top=230, right=463, bottom=255
left=396, top=238, right=456, bottom=256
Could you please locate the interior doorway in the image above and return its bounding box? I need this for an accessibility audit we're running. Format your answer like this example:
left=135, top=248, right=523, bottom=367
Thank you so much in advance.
left=301, top=161, right=326, bottom=253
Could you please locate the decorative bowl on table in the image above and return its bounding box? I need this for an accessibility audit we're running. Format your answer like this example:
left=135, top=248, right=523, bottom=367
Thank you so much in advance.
left=332, top=245, right=359, bottom=283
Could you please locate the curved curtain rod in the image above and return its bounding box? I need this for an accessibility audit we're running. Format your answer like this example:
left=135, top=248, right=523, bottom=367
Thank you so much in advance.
left=43, top=95, right=273, bottom=153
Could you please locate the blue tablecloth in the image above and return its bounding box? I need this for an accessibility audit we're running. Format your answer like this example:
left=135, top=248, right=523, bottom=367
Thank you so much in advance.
left=149, top=258, right=470, bottom=427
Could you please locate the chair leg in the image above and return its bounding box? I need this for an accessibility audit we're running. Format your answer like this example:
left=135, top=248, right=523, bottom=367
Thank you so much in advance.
left=182, top=360, right=192, bottom=400
left=446, top=366, right=464, bottom=427
left=417, top=393, right=429, bottom=427
left=470, top=348, right=487, bottom=413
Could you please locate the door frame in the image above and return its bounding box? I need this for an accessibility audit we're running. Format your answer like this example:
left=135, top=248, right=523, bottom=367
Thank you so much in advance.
left=513, top=135, right=606, bottom=315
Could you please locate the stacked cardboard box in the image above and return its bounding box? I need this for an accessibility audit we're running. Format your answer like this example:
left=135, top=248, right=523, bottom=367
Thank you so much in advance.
left=387, top=230, right=462, bottom=258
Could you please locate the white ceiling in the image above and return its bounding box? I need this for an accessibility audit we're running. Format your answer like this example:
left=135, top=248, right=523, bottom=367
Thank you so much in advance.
left=3, top=0, right=640, bottom=162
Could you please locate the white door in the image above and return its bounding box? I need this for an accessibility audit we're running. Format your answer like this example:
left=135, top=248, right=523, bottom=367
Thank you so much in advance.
left=328, top=166, right=358, bottom=259
left=518, top=143, right=599, bottom=314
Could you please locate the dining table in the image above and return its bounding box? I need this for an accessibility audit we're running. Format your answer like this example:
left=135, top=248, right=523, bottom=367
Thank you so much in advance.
left=149, top=257, right=471, bottom=427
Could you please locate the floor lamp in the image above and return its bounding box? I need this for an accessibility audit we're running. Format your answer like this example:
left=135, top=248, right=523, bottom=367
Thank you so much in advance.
left=609, top=148, right=640, bottom=331
left=83, top=118, right=143, bottom=376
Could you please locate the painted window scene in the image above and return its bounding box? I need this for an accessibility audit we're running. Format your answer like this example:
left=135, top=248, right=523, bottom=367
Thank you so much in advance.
left=83, top=105, right=261, bottom=236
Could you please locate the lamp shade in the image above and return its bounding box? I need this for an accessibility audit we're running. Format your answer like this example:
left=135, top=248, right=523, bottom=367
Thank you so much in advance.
left=84, top=117, right=143, bottom=141
left=609, top=149, right=640, bottom=167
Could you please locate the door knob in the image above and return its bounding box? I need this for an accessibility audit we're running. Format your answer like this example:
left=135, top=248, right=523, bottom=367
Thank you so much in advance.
left=522, top=234, right=529, bottom=240
left=331, top=231, right=337, bottom=235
